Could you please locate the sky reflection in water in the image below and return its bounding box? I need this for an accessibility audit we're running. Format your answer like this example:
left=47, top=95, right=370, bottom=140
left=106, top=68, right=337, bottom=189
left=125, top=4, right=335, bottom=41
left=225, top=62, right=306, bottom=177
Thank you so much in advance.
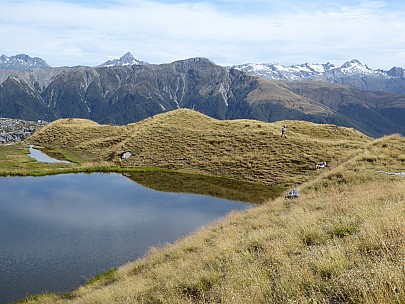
left=0, top=173, right=252, bottom=303
left=28, top=145, right=70, bottom=163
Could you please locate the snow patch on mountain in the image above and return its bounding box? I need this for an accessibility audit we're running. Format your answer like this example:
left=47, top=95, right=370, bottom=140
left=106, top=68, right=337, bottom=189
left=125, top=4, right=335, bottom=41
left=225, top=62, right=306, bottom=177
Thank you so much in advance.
left=232, top=59, right=393, bottom=81
left=0, top=54, right=50, bottom=70
left=231, top=59, right=405, bottom=93
left=97, top=52, right=148, bottom=67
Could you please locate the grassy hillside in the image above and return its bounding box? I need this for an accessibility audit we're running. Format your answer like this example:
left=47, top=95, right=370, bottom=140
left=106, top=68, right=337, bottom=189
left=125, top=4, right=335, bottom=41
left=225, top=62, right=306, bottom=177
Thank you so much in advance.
left=20, top=133, right=404, bottom=303
left=29, top=109, right=370, bottom=186
left=247, top=78, right=332, bottom=115
left=279, top=81, right=405, bottom=137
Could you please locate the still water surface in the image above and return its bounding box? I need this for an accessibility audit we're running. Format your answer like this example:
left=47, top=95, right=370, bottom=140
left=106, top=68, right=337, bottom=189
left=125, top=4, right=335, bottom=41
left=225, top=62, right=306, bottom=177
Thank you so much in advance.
left=28, top=145, right=70, bottom=163
left=0, top=173, right=253, bottom=303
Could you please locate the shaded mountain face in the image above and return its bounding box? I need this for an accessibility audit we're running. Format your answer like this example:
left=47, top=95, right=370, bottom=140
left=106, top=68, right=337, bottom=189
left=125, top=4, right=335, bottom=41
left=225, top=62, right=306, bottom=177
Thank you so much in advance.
left=0, top=57, right=403, bottom=137
left=233, top=60, right=405, bottom=95
left=0, top=54, right=50, bottom=70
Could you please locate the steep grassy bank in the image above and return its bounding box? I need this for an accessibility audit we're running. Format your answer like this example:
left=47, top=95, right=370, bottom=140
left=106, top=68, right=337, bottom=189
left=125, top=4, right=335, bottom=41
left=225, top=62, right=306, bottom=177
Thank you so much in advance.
left=29, top=109, right=370, bottom=186
left=20, top=135, right=404, bottom=303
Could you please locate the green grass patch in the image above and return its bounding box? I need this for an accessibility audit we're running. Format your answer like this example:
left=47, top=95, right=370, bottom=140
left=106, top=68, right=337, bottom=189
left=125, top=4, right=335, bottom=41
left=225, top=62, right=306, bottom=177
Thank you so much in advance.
left=85, top=268, right=117, bottom=288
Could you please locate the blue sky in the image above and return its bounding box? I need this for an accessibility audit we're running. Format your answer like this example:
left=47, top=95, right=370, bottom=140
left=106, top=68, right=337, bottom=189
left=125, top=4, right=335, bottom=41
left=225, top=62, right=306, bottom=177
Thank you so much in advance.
left=1, top=0, right=404, bottom=69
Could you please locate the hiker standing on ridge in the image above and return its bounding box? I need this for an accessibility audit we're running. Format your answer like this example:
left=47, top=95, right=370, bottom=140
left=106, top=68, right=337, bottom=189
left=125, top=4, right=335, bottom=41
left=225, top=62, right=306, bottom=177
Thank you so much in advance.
left=281, top=125, right=287, bottom=138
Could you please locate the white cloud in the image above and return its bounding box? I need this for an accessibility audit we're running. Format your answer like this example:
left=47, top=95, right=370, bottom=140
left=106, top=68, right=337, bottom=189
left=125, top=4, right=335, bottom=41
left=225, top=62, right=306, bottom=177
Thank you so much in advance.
left=1, top=0, right=404, bottom=69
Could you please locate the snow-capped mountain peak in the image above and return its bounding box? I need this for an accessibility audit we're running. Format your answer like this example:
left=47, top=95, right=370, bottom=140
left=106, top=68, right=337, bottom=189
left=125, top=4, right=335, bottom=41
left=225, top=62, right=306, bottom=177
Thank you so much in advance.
left=232, top=59, right=405, bottom=93
left=339, top=59, right=375, bottom=74
left=0, top=54, right=50, bottom=70
left=97, top=52, right=148, bottom=67
left=341, top=59, right=362, bottom=68
left=232, top=59, right=391, bottom=81
left=232, top=61, right=336, bottom=81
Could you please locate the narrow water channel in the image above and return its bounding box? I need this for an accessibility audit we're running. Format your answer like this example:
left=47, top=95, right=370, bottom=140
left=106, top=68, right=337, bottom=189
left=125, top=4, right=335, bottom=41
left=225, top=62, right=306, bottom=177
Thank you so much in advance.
left=0, top=172, right=259, bottom=303
left=28, top=145, right=70, bottom=163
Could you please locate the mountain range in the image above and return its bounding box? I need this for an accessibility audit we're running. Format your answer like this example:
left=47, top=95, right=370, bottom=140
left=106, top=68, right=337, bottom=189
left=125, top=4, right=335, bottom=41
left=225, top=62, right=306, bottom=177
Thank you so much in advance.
left=3, top=53, right=405, bottom=94
left=0, top=53, right=404, bottom=137
left=232, top=59, right=405, bottom=94
left=0, top=54, right=50, bottom=70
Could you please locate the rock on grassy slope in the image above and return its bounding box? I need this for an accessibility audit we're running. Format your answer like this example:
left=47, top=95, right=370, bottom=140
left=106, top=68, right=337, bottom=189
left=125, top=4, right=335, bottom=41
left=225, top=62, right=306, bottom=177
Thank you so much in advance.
left=29, top=109, right=369, bottom=186
left=23, top=128, right=404, bottom=303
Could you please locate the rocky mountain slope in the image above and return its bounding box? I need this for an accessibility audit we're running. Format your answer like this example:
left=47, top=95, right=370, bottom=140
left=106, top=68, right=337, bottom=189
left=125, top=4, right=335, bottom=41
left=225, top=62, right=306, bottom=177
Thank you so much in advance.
left=233, top=59, right=405, bottom=94
left=0, top=57, right=404, bottom=137
left=0, top=118, right=47, bottom=143
left=0, top=57, right=333, bottom=123
left=0, top=54, right=50, bottom=70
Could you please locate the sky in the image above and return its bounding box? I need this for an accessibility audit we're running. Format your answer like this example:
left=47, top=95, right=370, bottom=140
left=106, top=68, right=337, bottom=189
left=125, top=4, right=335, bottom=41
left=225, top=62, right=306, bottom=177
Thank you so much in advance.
left=1, top=0, right=405, bottom=69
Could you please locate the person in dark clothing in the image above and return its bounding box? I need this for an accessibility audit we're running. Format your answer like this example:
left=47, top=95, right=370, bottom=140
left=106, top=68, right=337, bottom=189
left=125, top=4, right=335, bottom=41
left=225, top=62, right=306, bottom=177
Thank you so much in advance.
left=281, top=125, right=287, bottom=138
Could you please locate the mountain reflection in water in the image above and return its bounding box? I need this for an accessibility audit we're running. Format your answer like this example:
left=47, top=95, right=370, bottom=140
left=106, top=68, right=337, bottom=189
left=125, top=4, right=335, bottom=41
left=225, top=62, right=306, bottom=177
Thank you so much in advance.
left=0, top=172, right=279, bottom=304
left=125, top=171, right=282, bottom=204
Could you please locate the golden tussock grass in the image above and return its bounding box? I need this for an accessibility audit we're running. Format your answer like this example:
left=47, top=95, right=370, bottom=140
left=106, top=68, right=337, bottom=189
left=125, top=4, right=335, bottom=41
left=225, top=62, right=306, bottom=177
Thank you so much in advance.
left=20, top=121, right=404, bottom=303
left=29, top=109, right=370, bottom=186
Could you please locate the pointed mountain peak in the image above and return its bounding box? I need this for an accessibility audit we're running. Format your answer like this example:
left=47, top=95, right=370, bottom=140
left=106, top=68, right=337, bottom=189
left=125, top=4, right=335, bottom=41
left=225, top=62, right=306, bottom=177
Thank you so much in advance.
left=97, top=52, right=148, bottom=67
left=350, top=59, right=362, bottom=64
left=120, top=52, right=135, bottom=60
left=341, top=59, right=364, bottom=68
left=339, top=59, right=375, bottom=74
left=0, top=54, right=50, bottom=70
left=323, top=62, right=336, bottom=69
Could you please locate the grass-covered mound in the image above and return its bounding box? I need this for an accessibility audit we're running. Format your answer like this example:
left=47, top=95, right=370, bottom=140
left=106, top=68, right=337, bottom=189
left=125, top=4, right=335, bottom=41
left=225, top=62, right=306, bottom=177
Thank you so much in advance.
left=20, top=135, right=404, bottom=303
left=29, top=109, right=369, bottom=186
